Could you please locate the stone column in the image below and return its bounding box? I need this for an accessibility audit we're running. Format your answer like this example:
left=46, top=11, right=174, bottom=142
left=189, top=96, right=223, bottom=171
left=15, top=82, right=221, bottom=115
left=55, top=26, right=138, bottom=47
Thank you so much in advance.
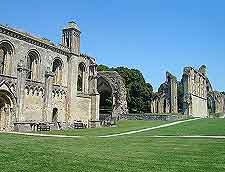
left=66, top=55, right=78, bottom=122
left=16, top=60, right=28, bottom=121
left=88, top=65, right=100, bottom=122
left=89, top=79, right=100, bottom=121
left=166, top=72, right=178, bottom=113
left=42, top=67, right=54, bottom=122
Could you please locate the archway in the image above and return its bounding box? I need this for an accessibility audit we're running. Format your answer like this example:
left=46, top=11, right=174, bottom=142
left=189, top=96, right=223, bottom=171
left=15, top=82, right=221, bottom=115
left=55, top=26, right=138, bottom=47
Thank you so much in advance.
left=52, top=108, right=58, bottom=123
left=98, top=78, right=113, bottom=115
left=97, top=71, right=128, bottom=117
left=0, top=41, right=14, bottom=75
left=77, top=62, right=86, bottom=92
left=0, top=90, right=15, bottom=131
left=52, top=58, right=63, bottom=85
left=27, top=50, right=40, bottom=80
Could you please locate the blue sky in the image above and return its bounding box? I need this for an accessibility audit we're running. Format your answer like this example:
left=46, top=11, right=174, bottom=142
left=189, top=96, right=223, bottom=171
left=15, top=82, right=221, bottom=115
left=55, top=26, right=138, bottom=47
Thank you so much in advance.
left=1, top=0, right=225, bottom=91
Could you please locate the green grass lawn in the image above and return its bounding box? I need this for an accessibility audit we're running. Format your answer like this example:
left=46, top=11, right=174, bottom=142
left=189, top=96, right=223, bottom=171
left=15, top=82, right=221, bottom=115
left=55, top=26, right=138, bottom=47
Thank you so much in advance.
left=135, top=118, right=225, bottom=136
left=39, top=120, right=168, bottom=136
left=0, top=119, right=225, bottom=172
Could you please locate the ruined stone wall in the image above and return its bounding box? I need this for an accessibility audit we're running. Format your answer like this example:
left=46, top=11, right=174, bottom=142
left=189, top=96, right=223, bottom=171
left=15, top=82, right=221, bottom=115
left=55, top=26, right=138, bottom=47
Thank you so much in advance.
left=166, top=72, right=178, bottom=113
left=151, top=72, right=178, bottom=114
left=208, top=91, right=225, bottom=114
left=0, top=23, right=100, bottom=131
left=70, top=96, right=92, bottom=123
left=97, top=71, right=128, bottom=116
left=51, top=93, right=66, bottom=122
left=23, top=89, right=43, bottom=121
left=182, top=67, right=208, bottom=117
left=0, top=33, right=69, bottom=87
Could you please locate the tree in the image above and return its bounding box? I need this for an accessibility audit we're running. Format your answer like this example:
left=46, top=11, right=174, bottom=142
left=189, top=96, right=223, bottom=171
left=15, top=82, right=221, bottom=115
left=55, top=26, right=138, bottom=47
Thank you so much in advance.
left=97, top=64, right=110, bottom=71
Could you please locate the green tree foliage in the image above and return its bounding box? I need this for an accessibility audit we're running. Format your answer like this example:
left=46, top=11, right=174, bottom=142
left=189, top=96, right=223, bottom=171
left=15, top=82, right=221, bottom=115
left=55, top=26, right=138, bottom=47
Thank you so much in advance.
left=97, top=64, right=110, bottom=71
left=97, top=65, right=153, bottom=113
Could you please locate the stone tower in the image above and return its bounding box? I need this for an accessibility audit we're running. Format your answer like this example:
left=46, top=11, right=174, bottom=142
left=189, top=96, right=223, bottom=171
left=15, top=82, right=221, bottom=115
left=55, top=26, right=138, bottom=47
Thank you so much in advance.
left=62, top=21, right=81, bottom=54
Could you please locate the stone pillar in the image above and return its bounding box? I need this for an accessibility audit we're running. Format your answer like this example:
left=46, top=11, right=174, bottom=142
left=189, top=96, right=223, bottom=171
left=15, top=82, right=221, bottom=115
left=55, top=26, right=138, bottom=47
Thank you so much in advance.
left=88, top=64, right=100, bottom=122
left=42, top=67, right=54, bottom=122
left=16, top=60, right=28, bottom=121
left=66, top=55, right=78, bottom=122
left=166, top=72, right=178, bottom=113
left=89, top=72, right=100, bottom=121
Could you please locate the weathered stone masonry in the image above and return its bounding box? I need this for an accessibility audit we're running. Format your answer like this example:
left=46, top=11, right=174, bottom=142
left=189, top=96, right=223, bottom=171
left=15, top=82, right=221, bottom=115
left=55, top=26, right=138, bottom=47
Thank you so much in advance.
left=0, top=21, right=99, bottom=131
left=151, top=72, right=178, bottom=114
left=151, top=65, right=225, bottom=117
left=97, top=71, right=128, bottom=117
left=182, top=66, right=208, bottom=117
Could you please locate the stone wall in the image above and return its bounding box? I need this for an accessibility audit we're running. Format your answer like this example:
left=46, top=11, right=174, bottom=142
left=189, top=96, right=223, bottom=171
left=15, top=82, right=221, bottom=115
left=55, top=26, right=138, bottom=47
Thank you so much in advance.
left=0, top=22, right=100, bottom=131
left=23, top=93, right=43, bottom=121
left=208, top=91, right=225, bottom=114
left=182, top=66, right=208, bottom=117
left=151, top=72, right=178, bottom=114
left=97, top=71, right=128, bottom=116
left=191, top=96, right=208, bottom=117
left=119, top=114, right=185, bottom=121
left=70, top=95, right=92, bottom=123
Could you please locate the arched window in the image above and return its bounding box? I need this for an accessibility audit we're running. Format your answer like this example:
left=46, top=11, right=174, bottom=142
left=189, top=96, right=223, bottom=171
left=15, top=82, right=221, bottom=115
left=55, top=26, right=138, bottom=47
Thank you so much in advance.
left=77, top=63, right=85, bottom=92
left=0, top=42, right=14, bottom=75
left=27, top=51, right=39, bottom=80
left=52, top=58, right=63, bottom=85
left=52, top=108, right=58, bottom=123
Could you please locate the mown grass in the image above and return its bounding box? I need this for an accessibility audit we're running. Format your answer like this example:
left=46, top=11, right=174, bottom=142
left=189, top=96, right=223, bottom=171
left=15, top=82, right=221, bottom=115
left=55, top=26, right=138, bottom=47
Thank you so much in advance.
left=0, top=119, right=225, bottom=172
left=39, top=120, right=168, bottom=136
left=135, top=118, right=225, bottom=136
left=0, top=133, right=225, bottom=172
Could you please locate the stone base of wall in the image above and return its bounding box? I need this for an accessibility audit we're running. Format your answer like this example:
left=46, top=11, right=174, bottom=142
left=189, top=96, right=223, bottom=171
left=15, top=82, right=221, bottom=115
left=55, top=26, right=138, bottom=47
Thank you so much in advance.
left=14, top=123, right=33, bottom=132
left=119, top=114, right=187, bottom=121
left=13, top=120, right=97, bottom=132
left=14, top=122, right=70, bottom=132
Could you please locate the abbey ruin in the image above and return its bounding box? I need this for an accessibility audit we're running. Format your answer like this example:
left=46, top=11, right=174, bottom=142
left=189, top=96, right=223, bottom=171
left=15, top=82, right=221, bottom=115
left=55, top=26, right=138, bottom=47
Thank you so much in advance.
left=0, top=22, right=224, bottom=131
left=151, top=65, right=225, bottom=117
left=0, top=22, right=100, bottom=131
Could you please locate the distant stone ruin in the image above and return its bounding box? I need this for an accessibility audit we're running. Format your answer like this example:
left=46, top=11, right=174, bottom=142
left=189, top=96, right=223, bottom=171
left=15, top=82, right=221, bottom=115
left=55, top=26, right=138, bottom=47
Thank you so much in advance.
left=151, top=65, right=225, bottom=117
left=151, top=72, right=178, bottom=114
left=182, top=66, right=208, bottom=117
left=208, top=91, right=225, bottom=114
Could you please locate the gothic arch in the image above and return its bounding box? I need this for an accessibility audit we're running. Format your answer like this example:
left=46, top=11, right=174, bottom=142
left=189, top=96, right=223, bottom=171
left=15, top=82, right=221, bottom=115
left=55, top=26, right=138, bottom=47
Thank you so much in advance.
left=52, top=57, right=63, bottom=85
left=0, top=82, right=16, bottom=131
left=0, top=40, right=15, bottom=75
left=0, top=40, right=15, bottom=54
left=207, top=94, right=215, bottom=113
left=77, top=62, right=86, bottom=92
left=97, top=71, right=128, bottom=117
left=27, top=49, right=41, bottom=80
